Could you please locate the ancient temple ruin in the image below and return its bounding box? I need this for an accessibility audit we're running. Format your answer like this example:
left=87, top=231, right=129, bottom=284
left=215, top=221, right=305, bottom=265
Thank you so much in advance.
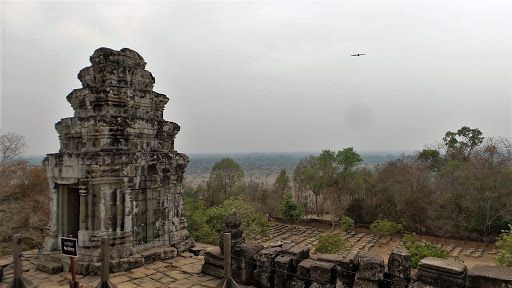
left=42, top=47, right=191, bottom=272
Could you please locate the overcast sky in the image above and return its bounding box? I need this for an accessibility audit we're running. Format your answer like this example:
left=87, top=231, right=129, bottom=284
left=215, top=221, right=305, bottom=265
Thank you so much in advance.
left=1, top=0, right=511, bottom=155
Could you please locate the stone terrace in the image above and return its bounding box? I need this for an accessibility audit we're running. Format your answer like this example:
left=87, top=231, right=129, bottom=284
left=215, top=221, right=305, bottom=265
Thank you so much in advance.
left=0, top=248, right=254, bottom=288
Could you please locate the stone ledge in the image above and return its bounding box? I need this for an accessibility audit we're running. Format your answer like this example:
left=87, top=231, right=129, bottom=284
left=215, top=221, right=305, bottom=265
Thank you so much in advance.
left=467, top=264, right=512, bottom=288
left=34, top=260, right=63, bottom=275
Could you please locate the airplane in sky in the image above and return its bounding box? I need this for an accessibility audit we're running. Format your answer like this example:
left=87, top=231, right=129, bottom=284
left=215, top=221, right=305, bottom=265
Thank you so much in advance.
left=351, top=53, right=366, bottom=56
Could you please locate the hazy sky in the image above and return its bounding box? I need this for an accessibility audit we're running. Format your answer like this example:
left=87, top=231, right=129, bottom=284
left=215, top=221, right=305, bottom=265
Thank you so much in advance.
left=1, top=0, right=511, bottom=155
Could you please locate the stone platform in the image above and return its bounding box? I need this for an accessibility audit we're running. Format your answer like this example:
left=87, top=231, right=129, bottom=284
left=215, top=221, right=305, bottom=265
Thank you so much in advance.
left=0, top=247, right=254, bottom=288
left=36, top=246, right=180, bottom=275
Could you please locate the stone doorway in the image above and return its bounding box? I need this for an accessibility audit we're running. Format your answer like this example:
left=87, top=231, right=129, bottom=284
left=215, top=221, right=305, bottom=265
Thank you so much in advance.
left=58, top=185, right=80, bottom=239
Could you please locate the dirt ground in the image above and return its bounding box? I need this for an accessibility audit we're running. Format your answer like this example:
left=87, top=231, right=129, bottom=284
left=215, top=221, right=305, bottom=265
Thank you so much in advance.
left=364, top=230, right=497, bottom=268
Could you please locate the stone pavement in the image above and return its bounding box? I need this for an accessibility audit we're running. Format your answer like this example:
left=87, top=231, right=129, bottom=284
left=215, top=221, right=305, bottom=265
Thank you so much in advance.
left=0, top=250, right=254, bottom=288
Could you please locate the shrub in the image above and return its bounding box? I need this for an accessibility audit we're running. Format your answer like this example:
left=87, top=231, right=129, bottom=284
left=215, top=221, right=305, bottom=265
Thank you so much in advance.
left=314, top=233, right=348, bottom=254
left=278, top=194, right=304, bottom=221
left=339, top=216, right=355, bottom=232
left=370, top=219, right=403, bottom=238
left=0, top=162, right=50, bottom=256
left=496, top=224, right=512, bottom=267
left=183, top=198, right=218, bottom=245
left=403, top=232, right=449, bottom=268
left=184, top=196, right=269, bottom=245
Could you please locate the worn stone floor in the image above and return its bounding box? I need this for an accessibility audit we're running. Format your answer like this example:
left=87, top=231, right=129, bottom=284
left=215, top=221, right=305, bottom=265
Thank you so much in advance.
left=0, top=249, right=253, bottom=288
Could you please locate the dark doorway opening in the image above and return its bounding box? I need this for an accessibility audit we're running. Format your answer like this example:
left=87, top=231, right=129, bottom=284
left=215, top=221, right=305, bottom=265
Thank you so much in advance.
left=59, top=185, right=80, bottom=238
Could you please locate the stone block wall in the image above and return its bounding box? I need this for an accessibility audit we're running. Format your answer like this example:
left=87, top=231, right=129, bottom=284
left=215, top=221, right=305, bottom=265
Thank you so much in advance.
left=204, top=242, right=512, bottom=288
left=201, top=210, right=512, bottom=287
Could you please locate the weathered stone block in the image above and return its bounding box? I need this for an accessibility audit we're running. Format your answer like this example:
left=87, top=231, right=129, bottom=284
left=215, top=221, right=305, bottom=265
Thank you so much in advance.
left=297, top=258, right=316, bottom=280
left=253, top=271, right=274, bottom=288
left=310, top=260, right=335, bottom=284
left=76, top=261, right=101, bottom=275
left=35, top=260, right=63, bottom=274
left=174, top=238, right=194, bottom=254
left=274, top=254, right=295, bottom=288
left=310, top=253, right=345, bottom=263
left=254, top=247, right=282, bottom=273
left=310, top=282, right=332, bottom=288
left=336, top=250, right=358, bottom=287
left=253, top=247, right=281, bottom=288
left=416, top=268, right=465, bottom=288
left=139, top=246, right=177, bottom=264
left=201, top=262, right=224, bottom=278
left=353, top=276, right=379, bottom=288
left=285, top=245, right=311, bottom=260
left=467, top=264, right=512, bottom=288
left=417, top=257, right=466, bottom=275
left=110, top=257, right=144, bottom=274
left=409, top=280, right=443, bottom=288
left=169, top=230, right=190, bottom=245
left=289, top=276, right=308, bottom=288
left=416, top=257, right=466, bottom=288
left=388, top=246, right=411, bottom=279
left=232, top=242, right=264, bottom=285
left=355, top=252, right=384, bottom=281
left=386, top=274, right=408, bottom=288
left=204, top=247, right=224, bottom=267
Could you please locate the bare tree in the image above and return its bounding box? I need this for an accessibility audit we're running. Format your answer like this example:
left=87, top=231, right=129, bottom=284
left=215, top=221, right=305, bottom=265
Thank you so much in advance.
left=0, top=132, right=27, bottom=168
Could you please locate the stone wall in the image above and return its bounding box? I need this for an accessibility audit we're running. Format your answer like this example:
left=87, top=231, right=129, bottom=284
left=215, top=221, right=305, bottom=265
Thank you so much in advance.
left=225, top=245, right=512, bottom=287
left=201, top=212, right=512, bottom=287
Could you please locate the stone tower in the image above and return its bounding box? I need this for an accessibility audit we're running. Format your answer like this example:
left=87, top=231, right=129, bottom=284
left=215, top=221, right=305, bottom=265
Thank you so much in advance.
left=43, top=47, right=191, bottom=272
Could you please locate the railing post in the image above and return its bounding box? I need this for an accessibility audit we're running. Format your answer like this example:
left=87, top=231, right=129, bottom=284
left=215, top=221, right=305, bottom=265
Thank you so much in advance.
left=100, top=236, right=109, bottom=286
left=224, top=233, right=231, bottom=288
left=215, top=233, right=239, bottom=288
left=12, top=234, right=22, bottom=286
left=9, top=234, right=37, bottom=288
left=67, top=234, right=82, bottom=288
left=95, top=236, right=117, bottom=288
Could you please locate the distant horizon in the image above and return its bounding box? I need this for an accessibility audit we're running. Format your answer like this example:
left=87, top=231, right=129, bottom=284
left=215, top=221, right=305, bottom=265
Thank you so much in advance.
left=24, top=149, right=419, bottom=165
left=25, top=149, right=418, bottom=158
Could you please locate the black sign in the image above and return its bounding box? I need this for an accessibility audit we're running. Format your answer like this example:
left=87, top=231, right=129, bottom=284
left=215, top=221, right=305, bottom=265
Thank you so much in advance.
left=60, top=237, right=78, bottom=257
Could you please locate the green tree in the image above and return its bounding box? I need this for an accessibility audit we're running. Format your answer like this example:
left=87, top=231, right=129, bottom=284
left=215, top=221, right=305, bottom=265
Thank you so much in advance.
left=273, top=169, right=291, bottom=196
left=339, top=216, right=355, bottom=232
left=443, top=126, right=484, bottom=161
left=314, top=233, right=349, bottom=254
left=278, top=194, right=304, bottom=221
left=293, top=157, right=313, bottom=215
left=208, top=158, right=245, bottom=206
left=403, top=233, right=449, bottom=268
left=418, top=149, right=443, bottom=171
left=300, top=155, right=325, bottom=217
left=336, top=147, right=363, bottom=173
left=496, top=224, right=512, bottom=267
left=183, top=198, right=218, bottom=244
